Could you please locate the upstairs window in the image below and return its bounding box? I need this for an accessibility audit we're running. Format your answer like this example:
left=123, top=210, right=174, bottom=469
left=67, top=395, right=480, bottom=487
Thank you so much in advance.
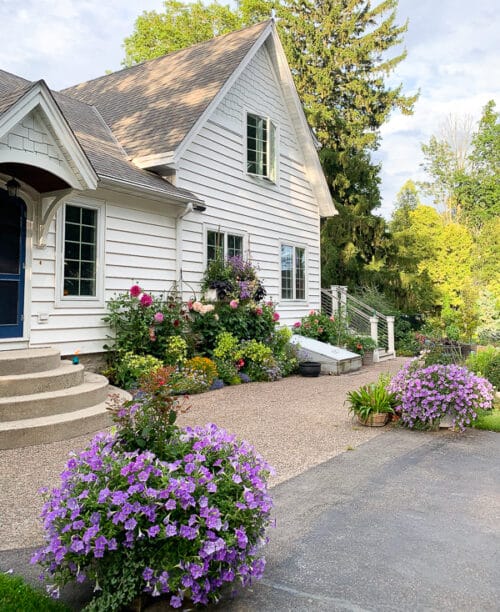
left=247, top=113, right=276, bottom=181
left=207, top=230, right=243, bottom=263
left=281, top=244, right=306, bottom=300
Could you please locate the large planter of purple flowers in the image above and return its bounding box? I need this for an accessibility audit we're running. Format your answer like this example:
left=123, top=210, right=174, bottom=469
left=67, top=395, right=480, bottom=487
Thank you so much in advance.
left=32, top=371, right=274, bottom=611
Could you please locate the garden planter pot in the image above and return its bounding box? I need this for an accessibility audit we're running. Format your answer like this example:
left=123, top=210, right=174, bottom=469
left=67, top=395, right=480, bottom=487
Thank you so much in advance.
left=357, top=412, right=389, bottom=427
left=299, top=361, right=321, bottom=377
left=362, top=350, right=375, bottom=366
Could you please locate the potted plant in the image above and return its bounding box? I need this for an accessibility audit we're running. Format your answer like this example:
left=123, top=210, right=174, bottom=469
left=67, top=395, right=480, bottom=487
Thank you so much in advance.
left=298, top=361, right=321, bottom=377
left=346, top=335, right=378, bottom=365
left=297, top=348, right=321, bottom=377
left=346, top=374, right=396, bottom=426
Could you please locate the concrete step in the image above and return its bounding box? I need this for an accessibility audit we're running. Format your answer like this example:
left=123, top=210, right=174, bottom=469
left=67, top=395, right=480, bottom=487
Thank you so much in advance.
left=0, top=386, right=130, bottom=450
left=0, top=361, right=84, bottom=398
left=0, top=372, right=109, bottom=421
left=0, top=348, right=61, bottom=376
left=376, top=349, right=397, bottom=362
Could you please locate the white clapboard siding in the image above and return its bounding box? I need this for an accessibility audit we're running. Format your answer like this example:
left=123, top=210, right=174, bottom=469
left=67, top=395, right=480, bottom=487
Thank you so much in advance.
left=176, top=45, right=323, bottom=324
left=28, top=190, right=179, bottom=354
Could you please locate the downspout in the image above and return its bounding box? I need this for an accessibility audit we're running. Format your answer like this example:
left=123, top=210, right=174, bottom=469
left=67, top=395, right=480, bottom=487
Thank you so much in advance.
left=175, top=202, right=194, bottom=296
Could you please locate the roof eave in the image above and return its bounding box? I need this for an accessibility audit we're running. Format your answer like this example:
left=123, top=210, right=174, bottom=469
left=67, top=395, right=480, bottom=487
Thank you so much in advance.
left=97, top=175, right=204, bottom=206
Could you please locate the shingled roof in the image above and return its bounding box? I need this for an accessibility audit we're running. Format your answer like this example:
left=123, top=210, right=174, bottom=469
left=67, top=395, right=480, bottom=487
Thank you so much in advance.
left=63, top=21, right=270, bottom=160
left=0, top=73, right=201, bottom=202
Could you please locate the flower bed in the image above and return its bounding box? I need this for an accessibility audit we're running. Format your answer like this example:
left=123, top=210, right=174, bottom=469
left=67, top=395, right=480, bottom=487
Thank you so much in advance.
left=103, top=265, right=299, bottom=391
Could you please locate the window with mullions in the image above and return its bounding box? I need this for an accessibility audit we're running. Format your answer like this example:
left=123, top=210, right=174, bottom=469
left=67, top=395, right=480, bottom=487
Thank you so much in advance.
left=207, top=230, right=243, bottom=262
left=63, top=205, right=97, bottom=297
left=247, top=113, right=276, bottom=181
left=281, top=244, right=306, bottom=300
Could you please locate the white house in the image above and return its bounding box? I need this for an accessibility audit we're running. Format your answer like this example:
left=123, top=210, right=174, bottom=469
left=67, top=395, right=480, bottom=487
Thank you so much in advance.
left=0, top=20, right=336, bottom=358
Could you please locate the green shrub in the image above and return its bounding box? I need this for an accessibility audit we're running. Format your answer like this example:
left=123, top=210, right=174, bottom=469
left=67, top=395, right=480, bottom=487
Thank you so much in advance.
left=293, top=310, right=350, bottom=345
left=467, top=347, right=500, bottom=390
left=0, top=572, right=69, bottom=611
left=164, top=336, right=188, bottom=366
left=113, top=352, right=163, bottom=389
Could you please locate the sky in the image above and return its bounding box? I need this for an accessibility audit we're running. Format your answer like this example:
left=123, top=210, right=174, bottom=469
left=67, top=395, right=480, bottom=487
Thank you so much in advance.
left=0, top=0, right=498, bottom=218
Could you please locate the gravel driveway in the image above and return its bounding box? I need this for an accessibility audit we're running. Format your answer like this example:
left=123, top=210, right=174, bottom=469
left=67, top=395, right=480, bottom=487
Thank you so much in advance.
left=0, top=358, right=407, bottom=551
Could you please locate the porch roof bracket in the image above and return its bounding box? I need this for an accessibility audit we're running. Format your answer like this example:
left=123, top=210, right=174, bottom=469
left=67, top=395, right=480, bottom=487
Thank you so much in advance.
left=35, top=189, right=74, bottom=247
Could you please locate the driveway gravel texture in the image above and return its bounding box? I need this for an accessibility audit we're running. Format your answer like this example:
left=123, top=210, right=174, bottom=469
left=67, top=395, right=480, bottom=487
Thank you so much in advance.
left=0, top=358, right=406, bottom=551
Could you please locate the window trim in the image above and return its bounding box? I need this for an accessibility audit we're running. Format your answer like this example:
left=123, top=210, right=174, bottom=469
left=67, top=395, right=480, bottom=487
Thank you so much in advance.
left=245, top=111, right=278, bottom=183
left=280, top=242, right=307, bottom=302
left=204, top=226, right=247, bottom=266
left=55, top=197, right=105, bottom=308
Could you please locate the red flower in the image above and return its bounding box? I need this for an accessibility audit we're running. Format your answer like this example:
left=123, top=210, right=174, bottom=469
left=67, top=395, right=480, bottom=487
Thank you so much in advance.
left=173, top=319, right=180, bottom=327
left=130, top=284, right=142, bottom=297
left=140, top=293, right=153, bottom=307
left=273, top=312, right=280, bottom=322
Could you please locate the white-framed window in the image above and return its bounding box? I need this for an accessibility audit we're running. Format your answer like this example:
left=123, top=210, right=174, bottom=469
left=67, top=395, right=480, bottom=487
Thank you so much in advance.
left=281, top=244, right=306, bottom=300
left=56, top=198, right=105, bottom=307
left=206, top=229, right=244, bottom=262
left=246, top=112, right=277, bottom=182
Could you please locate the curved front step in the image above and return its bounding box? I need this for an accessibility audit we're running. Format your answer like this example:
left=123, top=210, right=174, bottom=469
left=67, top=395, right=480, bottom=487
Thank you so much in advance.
left=0, top=387, right=131, bottom=449
left=0, top=372, right=109, bottom=421
left=0, top=361, right=84, bottom=397
left=0, top=348, right=61, bottom=376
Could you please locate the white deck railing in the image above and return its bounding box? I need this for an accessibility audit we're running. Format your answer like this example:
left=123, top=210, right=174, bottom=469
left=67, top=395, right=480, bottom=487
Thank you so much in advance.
left=320, top=286, right=395, bottom=356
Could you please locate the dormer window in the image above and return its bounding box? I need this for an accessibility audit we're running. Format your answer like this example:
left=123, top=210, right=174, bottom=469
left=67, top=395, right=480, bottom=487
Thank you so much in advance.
left=247, top=113, right=276, bottom=182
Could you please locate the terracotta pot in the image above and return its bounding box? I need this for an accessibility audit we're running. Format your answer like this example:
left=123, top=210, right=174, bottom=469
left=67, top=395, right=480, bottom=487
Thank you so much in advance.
left=358, top=412, right=389, bottom=427
left=299, top=361, right=321, bottom=377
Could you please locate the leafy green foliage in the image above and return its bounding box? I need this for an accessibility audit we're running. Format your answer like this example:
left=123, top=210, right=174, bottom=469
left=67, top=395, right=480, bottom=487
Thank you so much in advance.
left=466, top=347, right=500, bottom=390
left=123, top=0, right=242, bottom=65
left=293, top=309, right=350, bottom=346
left=471, top=407, right=500, bottom=432
left=112, top=352, right=163, bottom=389
left=0, top=573, right=69, bottom=612
left=346, top=374, right=397, bottom=419
left=114, top=367, right=188, bottom=455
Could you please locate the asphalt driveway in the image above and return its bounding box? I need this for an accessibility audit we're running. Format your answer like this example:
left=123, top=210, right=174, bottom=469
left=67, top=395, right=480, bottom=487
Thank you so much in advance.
left=1, top=427, right=498, bottom=611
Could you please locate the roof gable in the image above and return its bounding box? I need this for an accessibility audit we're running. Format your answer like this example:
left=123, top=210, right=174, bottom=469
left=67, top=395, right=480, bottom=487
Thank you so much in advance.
left=63, top=22, right=270, bottom=161
left=0, top=80, right=98, bottom=191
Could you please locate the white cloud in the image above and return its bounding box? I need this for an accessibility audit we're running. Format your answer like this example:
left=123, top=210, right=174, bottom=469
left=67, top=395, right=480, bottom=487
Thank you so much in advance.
left=0, top=0, right=165, bottom=88
left=375, top=0, right=500, bottom=217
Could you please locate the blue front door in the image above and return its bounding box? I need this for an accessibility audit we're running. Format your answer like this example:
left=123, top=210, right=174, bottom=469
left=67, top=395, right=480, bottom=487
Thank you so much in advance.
left=0, top=188, right=26, bottom=338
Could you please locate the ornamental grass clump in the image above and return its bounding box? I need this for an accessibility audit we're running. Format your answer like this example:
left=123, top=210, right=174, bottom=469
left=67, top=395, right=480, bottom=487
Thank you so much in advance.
left=32, top=380, right=274, bottom=611
left=388, top=361, right=495, bottom=431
